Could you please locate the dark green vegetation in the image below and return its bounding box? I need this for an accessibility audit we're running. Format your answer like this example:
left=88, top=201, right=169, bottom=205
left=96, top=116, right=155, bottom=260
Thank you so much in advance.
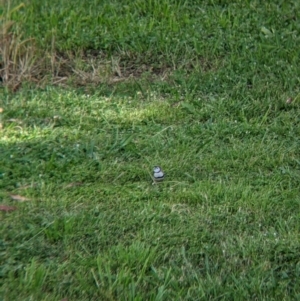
left=1, top=0, right=300, bottom=300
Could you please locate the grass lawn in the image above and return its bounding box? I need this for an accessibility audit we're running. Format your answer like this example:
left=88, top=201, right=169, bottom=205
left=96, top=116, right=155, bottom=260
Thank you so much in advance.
left=1, top=0, right=300, bottom=300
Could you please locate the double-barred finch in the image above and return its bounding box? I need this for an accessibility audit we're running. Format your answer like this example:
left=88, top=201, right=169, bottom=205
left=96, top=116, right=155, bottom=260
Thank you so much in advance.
left=153, top=166, right=164, bottom=182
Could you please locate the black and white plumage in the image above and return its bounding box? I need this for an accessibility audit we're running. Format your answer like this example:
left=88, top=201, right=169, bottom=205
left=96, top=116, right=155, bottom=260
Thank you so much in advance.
left=153, top=166, right=164, bottom=182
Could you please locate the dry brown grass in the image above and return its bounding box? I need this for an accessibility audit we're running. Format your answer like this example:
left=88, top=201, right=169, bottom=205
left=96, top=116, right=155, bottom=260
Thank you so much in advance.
left=0, top=3, right=40, bottom=91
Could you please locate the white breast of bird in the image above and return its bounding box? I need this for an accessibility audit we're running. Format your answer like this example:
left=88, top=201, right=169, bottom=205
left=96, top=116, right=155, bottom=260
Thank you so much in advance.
left=153, top=166, right=164, bottom=181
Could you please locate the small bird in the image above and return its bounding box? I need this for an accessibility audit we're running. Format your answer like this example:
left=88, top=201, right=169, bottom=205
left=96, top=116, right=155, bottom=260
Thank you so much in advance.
left=153, top=166, right=164, bottom=182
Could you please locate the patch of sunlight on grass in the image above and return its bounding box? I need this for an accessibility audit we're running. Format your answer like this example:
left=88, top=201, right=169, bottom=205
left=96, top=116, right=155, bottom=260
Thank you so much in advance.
left=103, top=100, right=171, bottom=124
left=1, top=127, right=51, bottom=143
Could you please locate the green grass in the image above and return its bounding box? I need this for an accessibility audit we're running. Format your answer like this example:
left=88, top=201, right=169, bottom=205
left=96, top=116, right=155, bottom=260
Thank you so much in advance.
left=7, top=0, right=300, bottom=86
left=1, top=0, right=300, bottom=300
